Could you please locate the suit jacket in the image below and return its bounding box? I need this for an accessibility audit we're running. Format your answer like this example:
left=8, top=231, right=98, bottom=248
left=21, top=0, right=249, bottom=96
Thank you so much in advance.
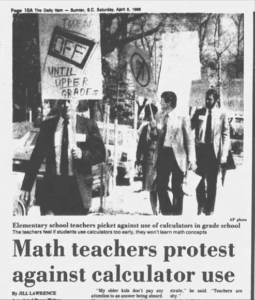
left=151, top=110, right=196, bottom=173
left=191, top=107, right=230, bottom=164
left=21, top=115, right=106, bottom=209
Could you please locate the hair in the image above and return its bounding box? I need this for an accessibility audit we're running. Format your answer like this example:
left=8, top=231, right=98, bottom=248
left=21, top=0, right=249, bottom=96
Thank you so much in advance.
left=206, top=89, right=219, bottom=101
left=161, top=91, right=177, bottom=108
left=144, top=103, right=158, bottom=118
left=77, top=100, right=89, bottom=112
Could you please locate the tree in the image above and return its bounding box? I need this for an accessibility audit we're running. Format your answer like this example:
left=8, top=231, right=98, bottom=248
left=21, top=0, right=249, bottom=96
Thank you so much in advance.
left=230, top=14, right=244, bottom=78
left=13, top=14, right=41, bottom=122
left=100, top=14, right=168, bottom=57
left=213, top=15, right=235, bottom=103
left=197, top=14, right=213, bottom=65
left=100, top=14, right=169, bottom=124
left=13, top=13, right=244, bottom=122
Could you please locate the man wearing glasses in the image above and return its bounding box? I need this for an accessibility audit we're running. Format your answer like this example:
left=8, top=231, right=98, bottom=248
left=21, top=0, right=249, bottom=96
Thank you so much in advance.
left=191, top=89, right=230, bottom=216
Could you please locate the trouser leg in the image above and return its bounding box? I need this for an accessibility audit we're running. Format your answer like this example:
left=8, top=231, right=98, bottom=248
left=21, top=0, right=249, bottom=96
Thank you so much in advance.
left=157, top=148, right=173, bottom=215
left=51, top=176, right=87, bottom=216
left=195, top=144, right=206, bottom=215
left=171, top=156, right=185, bottom=215
left=196, top=178, right=206, bottom=215
left=64, top=177, right=87, bottom=215
left=50, top=176, right=69, bottom=215
left=150, top=191, right=158, bottom=215
left=204, top=144, right=219, bottom=215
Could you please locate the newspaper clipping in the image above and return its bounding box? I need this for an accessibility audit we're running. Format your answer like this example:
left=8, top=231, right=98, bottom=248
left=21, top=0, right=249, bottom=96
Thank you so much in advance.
left=0, top=1, right=254, bottom=299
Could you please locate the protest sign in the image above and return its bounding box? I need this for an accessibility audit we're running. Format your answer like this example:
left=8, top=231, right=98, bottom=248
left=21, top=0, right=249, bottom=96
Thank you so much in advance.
left=38, top=14, right=102, bottom=100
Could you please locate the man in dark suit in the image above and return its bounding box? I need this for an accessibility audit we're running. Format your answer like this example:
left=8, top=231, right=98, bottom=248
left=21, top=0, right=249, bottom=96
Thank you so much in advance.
left=150, top=91, right=196, bottom=215
left=191, top=89, right=230, bottom=215
left=20, top=100, right=106, bottom=216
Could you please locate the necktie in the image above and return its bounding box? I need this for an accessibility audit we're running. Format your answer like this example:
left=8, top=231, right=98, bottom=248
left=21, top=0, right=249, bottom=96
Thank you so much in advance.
left=164, top=113, right=169, bottom=125
left=60, top=119, right=69, bottom=175
left=205, top=110, right=212, bottom=144
left=162, top=113, right=169, bottom=144
left=163, top=113, right=169, bottom=131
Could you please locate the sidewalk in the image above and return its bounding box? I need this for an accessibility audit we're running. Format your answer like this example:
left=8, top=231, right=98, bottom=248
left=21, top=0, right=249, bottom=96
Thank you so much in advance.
left=27, top=164, right=245, bottom=217
left=90, top=164, right=245, bottom=217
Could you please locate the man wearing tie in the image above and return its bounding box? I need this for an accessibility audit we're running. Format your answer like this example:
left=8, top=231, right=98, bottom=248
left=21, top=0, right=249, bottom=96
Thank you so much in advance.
left=20, top=100, right=106, bottom=216
left=191, top=89, right=230, bottom=215
left=151, top=91, right=196, bottom=215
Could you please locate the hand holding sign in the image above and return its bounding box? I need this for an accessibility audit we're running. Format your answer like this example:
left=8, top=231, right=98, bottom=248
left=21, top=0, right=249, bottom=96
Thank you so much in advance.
left=72, top=147, right=82, bottom=160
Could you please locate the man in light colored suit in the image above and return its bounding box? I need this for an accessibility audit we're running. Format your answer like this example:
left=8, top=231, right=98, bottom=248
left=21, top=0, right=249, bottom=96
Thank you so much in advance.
left=151, top=91, right=196, bottom=215
left=191, top=89, right=230, bottom=215
left=20, top=100, right=106, bottom=216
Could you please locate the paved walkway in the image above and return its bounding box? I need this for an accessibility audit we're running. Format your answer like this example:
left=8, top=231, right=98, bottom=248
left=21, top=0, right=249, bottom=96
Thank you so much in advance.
left=28, top=160, right=247, bottom=217
left=90, top=164, right=246, bottom=217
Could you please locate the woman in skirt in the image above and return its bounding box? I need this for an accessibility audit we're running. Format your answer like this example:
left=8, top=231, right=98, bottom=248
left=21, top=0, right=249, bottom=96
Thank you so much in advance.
left=136, top=103, right=159, bottom=215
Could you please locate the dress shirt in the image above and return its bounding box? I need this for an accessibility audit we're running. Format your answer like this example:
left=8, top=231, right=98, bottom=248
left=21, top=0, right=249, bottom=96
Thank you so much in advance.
left=54, top=116, right=76, bottom=176
left=164, top=110, right=177, bottom=148
left=200, top=107, right=216, bottom=144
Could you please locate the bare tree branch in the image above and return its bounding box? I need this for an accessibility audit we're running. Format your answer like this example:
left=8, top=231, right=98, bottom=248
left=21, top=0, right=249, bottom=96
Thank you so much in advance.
left=117, top=17, right=166, bottom=48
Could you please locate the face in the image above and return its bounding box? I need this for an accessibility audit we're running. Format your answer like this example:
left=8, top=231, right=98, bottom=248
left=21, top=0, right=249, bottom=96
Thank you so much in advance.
left=160, top=98, right=171, bottom=111
left=43, top=102, right=50, bottom=116
left=206, top=94, right=217, bottom=109
left=60, top=100, right=72, bottom=119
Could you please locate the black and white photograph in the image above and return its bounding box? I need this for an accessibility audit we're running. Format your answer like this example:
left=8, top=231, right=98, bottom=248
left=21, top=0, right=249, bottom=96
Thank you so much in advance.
left=12, top=12, right=245, bottom=217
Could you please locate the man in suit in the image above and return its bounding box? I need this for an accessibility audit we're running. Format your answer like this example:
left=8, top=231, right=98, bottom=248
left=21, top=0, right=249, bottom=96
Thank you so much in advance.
left=191, top=89, right=230, bottom=215
left=20, top=100, right=106, bottom=216
left=150, top=91, right=196, bottom=215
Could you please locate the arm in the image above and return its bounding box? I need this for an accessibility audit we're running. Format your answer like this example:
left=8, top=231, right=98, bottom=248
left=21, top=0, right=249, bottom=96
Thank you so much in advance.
left=136, top=126, right=147, bottom=164
left=150, top=113, right=161, bottom=141
left=73, top=119, right=106, bottom=168
left=183, top=116, right=197, bottom=170
left=221, top=113, right=230, bottom=164
left=190, top=109, right=199, bottom=130
left=21, top=127, right=48, bottom=192
left=20, top=126, right=48, bottom=204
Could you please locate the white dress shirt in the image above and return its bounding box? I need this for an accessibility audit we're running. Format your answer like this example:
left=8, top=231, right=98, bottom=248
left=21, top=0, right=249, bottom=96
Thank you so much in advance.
left=163, top=110, right=176, bottom=148
left=200, top=108, right=216, bottom=144
left=54, top=117, right=76, bottom=176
